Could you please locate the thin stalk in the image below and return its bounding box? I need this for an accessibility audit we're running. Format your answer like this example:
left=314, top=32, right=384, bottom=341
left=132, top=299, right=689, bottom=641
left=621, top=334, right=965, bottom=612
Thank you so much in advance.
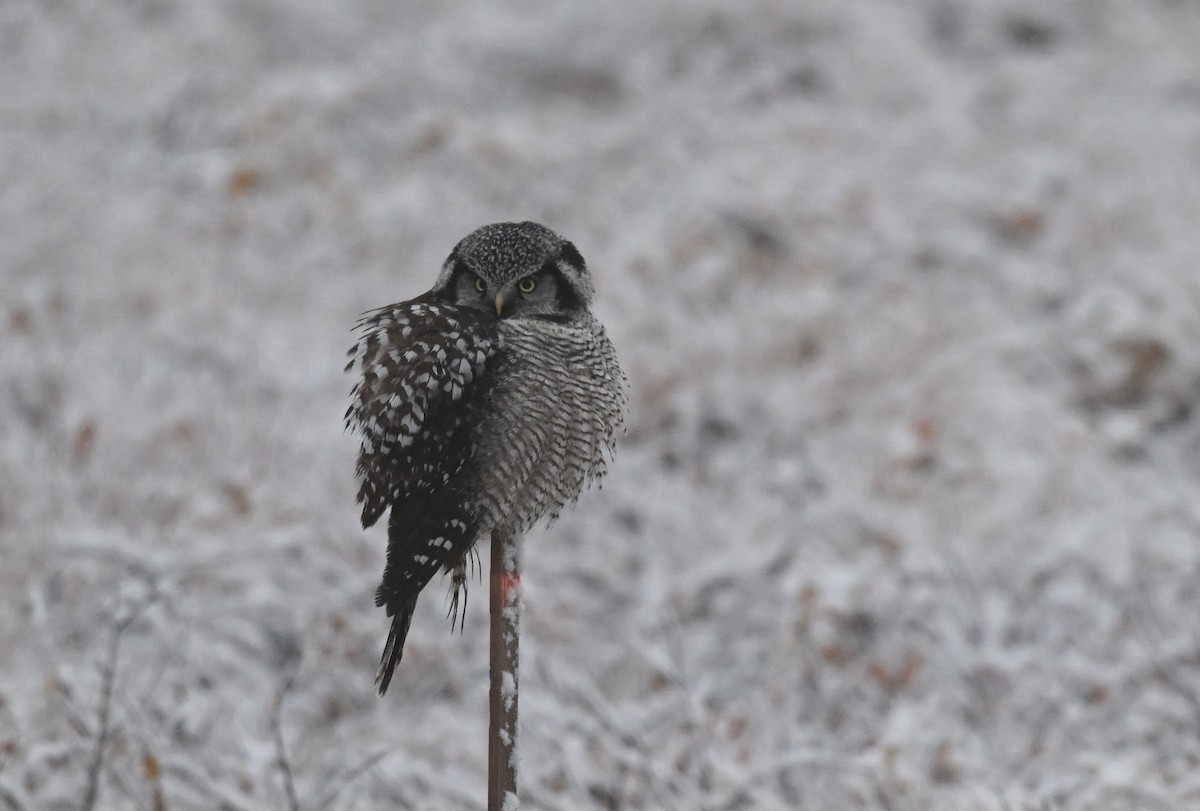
left=488, top=529, right=522, bottom=810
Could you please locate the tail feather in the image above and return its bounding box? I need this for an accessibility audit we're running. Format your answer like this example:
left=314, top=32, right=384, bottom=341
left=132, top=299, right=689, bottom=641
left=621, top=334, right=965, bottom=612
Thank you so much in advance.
left=376, top=596, right=418, bottom=695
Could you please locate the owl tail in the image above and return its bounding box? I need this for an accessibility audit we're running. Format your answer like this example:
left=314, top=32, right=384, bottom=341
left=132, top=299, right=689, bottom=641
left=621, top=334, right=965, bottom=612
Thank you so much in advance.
left=376, top=596, right=418, bottom=695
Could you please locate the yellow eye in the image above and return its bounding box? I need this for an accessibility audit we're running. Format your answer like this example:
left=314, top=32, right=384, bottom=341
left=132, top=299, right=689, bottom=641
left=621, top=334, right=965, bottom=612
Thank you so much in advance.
left=474, top=278, right=486, bottom=294
left=518, top=278, right=536, bottom=294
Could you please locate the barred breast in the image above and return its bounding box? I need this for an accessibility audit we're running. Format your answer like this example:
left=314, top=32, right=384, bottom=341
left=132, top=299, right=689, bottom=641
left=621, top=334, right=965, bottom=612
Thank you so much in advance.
left=474, top=314, right=627, bottom=537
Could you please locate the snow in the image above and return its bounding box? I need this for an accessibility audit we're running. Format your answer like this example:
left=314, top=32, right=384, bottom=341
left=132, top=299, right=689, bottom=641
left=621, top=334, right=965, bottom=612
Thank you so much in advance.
left=501, top=671, right=517, bottom=715
left=4, top=0, right=1200, bottom=809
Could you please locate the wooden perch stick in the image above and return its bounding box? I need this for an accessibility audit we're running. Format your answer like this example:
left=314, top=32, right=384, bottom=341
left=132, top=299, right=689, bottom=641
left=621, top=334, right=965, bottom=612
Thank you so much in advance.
left=488, top=529, right=523, bottom=810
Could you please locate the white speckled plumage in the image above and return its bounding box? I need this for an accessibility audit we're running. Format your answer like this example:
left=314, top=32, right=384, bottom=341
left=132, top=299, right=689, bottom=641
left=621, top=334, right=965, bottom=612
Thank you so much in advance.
left=346, top=222, right=626, bottom=694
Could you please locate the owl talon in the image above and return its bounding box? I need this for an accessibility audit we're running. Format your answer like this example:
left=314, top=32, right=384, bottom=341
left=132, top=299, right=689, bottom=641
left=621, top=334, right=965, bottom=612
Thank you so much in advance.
left=447, top=562, right=468, bottom=634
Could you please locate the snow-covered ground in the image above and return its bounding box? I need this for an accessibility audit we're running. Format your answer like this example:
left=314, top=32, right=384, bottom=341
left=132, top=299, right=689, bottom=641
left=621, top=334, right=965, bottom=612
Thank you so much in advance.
left=4, top=1, right=1200, bottom=808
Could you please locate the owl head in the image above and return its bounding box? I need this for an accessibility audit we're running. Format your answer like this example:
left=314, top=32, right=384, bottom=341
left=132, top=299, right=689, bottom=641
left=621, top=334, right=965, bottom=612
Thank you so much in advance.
left=432, top=221, right=594, bottom=320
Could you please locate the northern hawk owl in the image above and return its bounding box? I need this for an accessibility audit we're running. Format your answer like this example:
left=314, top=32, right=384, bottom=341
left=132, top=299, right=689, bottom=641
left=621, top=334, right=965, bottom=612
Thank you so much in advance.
left=346, top=221, right=626, bottom=693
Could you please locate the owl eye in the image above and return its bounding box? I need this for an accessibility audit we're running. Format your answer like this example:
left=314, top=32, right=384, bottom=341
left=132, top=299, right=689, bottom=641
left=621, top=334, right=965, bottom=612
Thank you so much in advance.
left=518, top=278, right=537, bottom=294
left=474, top=278, right=486, bottom=294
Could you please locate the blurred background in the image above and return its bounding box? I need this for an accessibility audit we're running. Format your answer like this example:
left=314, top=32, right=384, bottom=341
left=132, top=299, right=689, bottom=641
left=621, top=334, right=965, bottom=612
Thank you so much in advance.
left=4, top=1, right=1200, bottom=809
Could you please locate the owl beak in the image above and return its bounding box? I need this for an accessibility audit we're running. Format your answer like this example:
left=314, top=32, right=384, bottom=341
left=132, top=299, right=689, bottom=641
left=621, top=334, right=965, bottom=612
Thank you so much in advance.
left=494, top=293, right=505, bottom=316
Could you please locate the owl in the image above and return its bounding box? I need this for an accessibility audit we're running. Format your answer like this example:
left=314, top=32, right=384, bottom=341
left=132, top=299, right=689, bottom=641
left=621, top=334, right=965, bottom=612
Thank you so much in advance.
left=345, top=222, right=626, bottom=694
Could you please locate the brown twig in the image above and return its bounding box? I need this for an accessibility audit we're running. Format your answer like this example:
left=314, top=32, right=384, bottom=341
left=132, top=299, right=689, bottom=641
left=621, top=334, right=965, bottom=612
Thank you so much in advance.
left=271, top=671, right=301, bottom=811
left=315, top=750, right=389, bottom=811
left=81, top=581, right=158, bottom=811
left=488, top=529, right=523, bottom=810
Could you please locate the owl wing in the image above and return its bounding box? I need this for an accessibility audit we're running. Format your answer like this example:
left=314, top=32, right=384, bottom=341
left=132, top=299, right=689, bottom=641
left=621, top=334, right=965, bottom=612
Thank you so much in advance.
left=345, top=298, right=498, bottom=530
left=346, top=298, right=499, bottom=691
